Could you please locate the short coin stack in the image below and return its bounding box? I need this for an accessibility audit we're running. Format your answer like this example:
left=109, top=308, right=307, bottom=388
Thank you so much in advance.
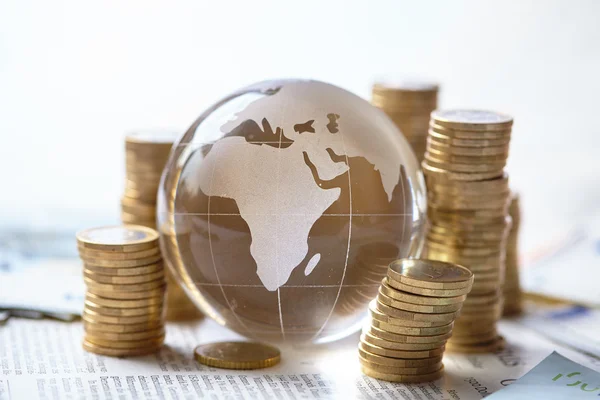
left=422, top=109, right=513, bottom=353
left=123, top=131, right=201, bottom=321
left=359, top=259, right=473, bottom=383
left=503, top=193, right=523, bottom=316
left=77, top=225, right=167, bottom=357
left=122, top=131, right=177, bottom=229
left=371, top=81, right=439, bottom=162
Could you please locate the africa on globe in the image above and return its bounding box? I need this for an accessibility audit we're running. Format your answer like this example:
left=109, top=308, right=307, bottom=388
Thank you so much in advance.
left=157, top=79, right=426, bottom=343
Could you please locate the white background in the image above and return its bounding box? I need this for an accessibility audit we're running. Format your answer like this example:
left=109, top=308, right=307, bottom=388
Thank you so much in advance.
left=1, top=0, right=599, bottom=252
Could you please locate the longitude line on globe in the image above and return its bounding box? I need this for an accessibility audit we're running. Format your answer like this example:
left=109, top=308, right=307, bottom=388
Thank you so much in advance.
left=310, top=120, right=353, bottom=341
left=206, top=144, right=253, bottom=335
left=275, top=111, right=285, bottom=340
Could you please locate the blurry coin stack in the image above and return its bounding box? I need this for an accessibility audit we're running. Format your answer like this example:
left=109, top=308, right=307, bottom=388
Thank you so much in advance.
left=422, top=109, right=513, bottom=353
left=371, top=81, right=439, bottom=161
left=503, top=193, right=523, bottom=316
left=359, top=259, right=473, bottom=383
left=123, top=131, right=201, bottom=321
left=76, top=225, right=166, bottom=357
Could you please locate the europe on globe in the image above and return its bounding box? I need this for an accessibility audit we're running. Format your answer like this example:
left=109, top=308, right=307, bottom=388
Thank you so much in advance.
left=157, top=80, right=427, bottom=343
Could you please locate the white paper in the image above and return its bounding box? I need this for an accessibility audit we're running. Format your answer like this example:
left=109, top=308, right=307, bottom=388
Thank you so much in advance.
left=1, top=317, right=598, bottom=400
left=487, top=351, right=600, bottom=399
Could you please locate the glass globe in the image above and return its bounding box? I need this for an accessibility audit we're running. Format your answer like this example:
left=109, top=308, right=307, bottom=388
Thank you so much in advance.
left=157, top=79, right=426, bottom=344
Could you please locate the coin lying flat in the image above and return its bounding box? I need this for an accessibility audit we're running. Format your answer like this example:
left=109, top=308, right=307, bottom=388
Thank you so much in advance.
left=360, top=332, right=445, bottom=351
left=368, top=324, right=453, bottom=344
left=431, top=110, right=513, bottom=131
left=83, top=319, right=162, bottom=334
left=84, top=268, right=164, bottom=284
left=359, top=340, right=445, bottom=359
left=446, top=336, right=505, bottom=353
left=377, top=290, right=463, bottom=314
left=86, top=335, right=165, bottom=349
left=361, top=364, right=444, bottom=383
left=387, top=259, right=473, bottom=290
left=84, top=327, right=165, bottom=341
left=77, top=225, right=159, bottom=252
left=358, top=353, right=442, bottom=371
left=85, top=263, right=164, bottom=276
left=77, top=245, right=160, bottom=260
left=194, top=342, right=280, bottom=370
left=82, top=339, right=162, bottom=357
left=87, top=285, right=167, bottom=300
left=370, top=318, right=453, bottom=337
left=386, top=278, right=472, bottom=298
left=83, top=309, right=163, bottom=325
left=84, top=300, right=163, bottom=317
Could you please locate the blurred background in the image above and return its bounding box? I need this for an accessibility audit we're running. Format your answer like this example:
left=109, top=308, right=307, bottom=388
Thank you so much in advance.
left=1, top=0, right=599, bottom=255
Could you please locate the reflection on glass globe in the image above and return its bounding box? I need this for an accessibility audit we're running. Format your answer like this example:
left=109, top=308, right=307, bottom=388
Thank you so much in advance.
left=157, top=80, right=427, bottom=344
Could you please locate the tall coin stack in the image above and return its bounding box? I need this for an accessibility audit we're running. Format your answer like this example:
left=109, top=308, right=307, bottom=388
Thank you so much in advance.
left=77, top=225, right=166, bottom=357
left=422, top=110, right=513, bottom=353
left=123, top=131, right=201, bottom=321
left=371, top=81, right=439, bottom=161
left=359, top=259, right=473, bottom=383
left=503, top=193, right=523, bottom=316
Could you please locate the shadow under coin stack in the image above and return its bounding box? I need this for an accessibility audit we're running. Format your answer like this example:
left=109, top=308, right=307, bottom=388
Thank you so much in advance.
left=359, top=259, right=473, bottom=383
left=123, top=131, right=201, bottom=321
left=503, top=193, right=523, bottom=316
left=371, top=81, right=439, bottom=162
left=77, top=225, right=166, bottom=356
left=422, top=110, right=513, bottom=353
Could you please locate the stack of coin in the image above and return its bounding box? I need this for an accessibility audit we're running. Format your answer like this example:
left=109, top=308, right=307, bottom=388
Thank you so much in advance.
left=123, top=130, right=201, bottom=321
left=422, top=109, right=513, bottom=353
left=503, top=193, right=523, bottom=316
left=359, top=259, right=473, bottom=383
left=122, top=131, right=176, bottom=229
left=77, top=225, right=166, bottom=356
left=371, top=80, right=439, bottom=161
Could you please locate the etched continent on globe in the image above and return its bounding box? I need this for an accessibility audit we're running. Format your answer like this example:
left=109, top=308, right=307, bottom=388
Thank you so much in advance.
left=160, top=80, right=426, bottom=343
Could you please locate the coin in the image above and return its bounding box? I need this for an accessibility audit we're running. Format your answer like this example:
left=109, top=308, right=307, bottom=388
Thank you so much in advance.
left=360, top=332, right=445, bottom=351
left=85, top=292, right=164, bottom=308
left=385, top=279, right=472, bottom=298
left=446, top=336, right=505, bottom=353
left=379, top=280, right=466, bottom=306
left=360, top=365, right=444, bottom=383
left=450, top=329, right=498, bottom=344
left=77, top=246, right=160, bottom=261
left=84, top=263, right=164, bottom=276
left=84, top=327, right=165, bottom=341
left=76, top=225, right=159, bottom=252
left=359, top=340, right=445, bottom=359
left=83, top=309, right=164, bottom=325
left=429, top=123, right=511, bottom=139
left=387, top=259, right=473, bottom=290
left=374, top=301, right=447, bottom=327
left=84, top=277, right=167, bottom=292
left=358, top=352, right=442, bottom=371
left=370, top=318, right=453, bottom=337
left=368, top=324, right=453, bottom=344
left=87, top=285, right=167, bottom=300
left=82, top=254, right=163, bottom=268
left=374, top=299, right=461, bottom=323
left=82, top=339, right=162, bottom=357
left=83, top=319, right=162, bottom=333
left=377, top=291, right=463, bottom=314
left=427, top=140, right=509, bottom=157
left=431, top=110, right=512, bottom=131
left=422, top=161, right=504, bottom=182
left=84, top=268, right=164, bottom=284
left=85, top=335, right=165, bottom=349
left=427, top=130, right=511, bottom=147
left=194, top=342, right=280, bottom=370
left=359, top=358, right=442, bottom=375
left=84, top=301, right=163, bottom=317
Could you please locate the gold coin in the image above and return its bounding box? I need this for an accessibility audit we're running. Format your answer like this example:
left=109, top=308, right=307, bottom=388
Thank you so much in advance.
left=386, top=279, right=471, bottom=298
left=86, top=334, right=165, bottom=349
left=86, top=292, right=164, bottom=308
left=425, top=241, right=501, bottom=257
left=368, top=323, right=453, bottom=344
left=369, top=314, right=454, bottom=336
left=431, top=110, right=513, bottom=131
left=121, top=197, right=157, bottom=217
left=84, top=302, right=163, bottom=319
left=77, top=246, right=160, bottom=260
left=427, top=140, right=509, bottom=157
left=369, top=300, right=454, bottom=331
left=84, top=268, right=164, bottom=285
left=83, top=309, right=164, bottom=325
left=82, top=339, right=162, bottom=357
left=359, top=357, right=442, bottom=375
left=82, top=254, right=162, bottom=268
left=424, top=156, right=506, bottom=173
left=446, top=335, right=505, bottom=354
left=194, top=342, right=280, bottom=370
left=359, top=340, right=445, bottom=359
left=429, top=226, right=507, bottom=242
left=427, top=130, right=510, bottom=147
left=425, top=148, right=509, bottom=165
left=360, top=332, right=445, bottom=351
left=76, top=225, right=159, bottom=252
left=450, top=329, right=497, bottom=344
left=87, top=285, right=167, bottom=300
left=460, top=301, right=503, bottom=317
left=85, top=327, right=165, bottom=341
left=374, top=298, right=461, bottom=324
left=377, top=291, right=463, bottom=314
left=387, top=259, right=473, bottom=290
left=361, top=364, right=444, bottom=383
left=379, top=279, right=466, bottom=306
left=358, top=350, right=442, bottom=370
left=83, top=319, right=162, bottom=333
left=84, top=277, right=167, bottom=292
left=84, top=263, right=164, bottom=276
left=374, top=301, right=446, bottom=327
left=422, top=161, right=504, bottom=182
left=429, top=123, right=511, bottom=139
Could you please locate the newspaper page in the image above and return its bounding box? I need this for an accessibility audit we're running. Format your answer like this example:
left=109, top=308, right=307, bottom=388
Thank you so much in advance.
left=1, top=317, right=598, bottom=400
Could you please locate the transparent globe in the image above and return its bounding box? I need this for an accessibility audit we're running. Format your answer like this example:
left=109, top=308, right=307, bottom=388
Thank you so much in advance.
left=157, top=80, right=427, bottom=344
